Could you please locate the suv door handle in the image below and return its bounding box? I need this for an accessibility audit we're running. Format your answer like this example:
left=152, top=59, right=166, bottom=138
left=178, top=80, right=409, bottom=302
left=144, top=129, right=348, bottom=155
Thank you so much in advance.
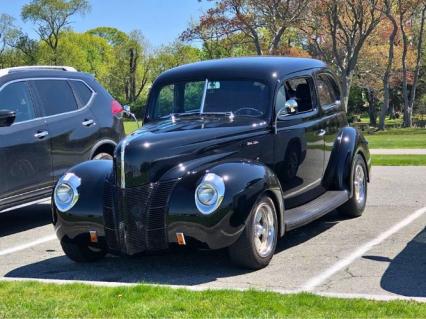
left=34, top=130, right=49, bottom=139
left=82, top=119, right=95, bottom=127
left=318, top=129, right=326, bottom=137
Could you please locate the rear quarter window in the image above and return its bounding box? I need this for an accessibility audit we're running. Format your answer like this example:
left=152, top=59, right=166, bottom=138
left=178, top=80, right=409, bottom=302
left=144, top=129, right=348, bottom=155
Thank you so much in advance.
left=69, top=80, right=94, bottom=107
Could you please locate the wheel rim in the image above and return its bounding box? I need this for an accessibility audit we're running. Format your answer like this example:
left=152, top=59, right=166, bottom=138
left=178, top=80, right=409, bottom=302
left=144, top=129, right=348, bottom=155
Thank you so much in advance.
left=253, top=202, right=275, bottom=258
left=354, top=164, right=366, bottom=204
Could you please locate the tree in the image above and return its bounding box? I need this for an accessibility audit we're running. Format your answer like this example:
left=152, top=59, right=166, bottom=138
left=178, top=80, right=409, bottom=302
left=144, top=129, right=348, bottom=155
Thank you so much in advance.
left=379, top=0, right=399, bottom=130
left=21, top=0, right=90, bottom=64
left=304, top=0, right=383, bottom=112
left=397, top=0, right=426, bottom=127
left=0, top=14, right=21, bottom=67
left=181, top=0, right=309, bottom=55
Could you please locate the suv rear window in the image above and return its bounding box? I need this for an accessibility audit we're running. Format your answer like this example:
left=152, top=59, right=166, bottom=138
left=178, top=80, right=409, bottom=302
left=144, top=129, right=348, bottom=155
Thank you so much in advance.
left=33, top=80, right=78, bottom=116
left=69, top=80, right=93, bottom=107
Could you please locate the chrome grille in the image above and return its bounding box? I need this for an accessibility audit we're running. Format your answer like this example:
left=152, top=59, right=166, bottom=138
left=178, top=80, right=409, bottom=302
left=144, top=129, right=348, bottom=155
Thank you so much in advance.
left=103, top=180, right=177, bottom=254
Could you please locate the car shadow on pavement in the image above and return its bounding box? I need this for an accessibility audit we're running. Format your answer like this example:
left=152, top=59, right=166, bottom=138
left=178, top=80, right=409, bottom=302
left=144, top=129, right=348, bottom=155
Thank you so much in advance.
left=375, top=226, right=426, bottom=298
left=4, top=209, right=344, bottom=286
left=0, top=203, right=52, bottom=238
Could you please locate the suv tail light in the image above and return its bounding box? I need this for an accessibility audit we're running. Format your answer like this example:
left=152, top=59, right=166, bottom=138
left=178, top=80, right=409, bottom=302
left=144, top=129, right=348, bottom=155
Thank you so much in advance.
left=112, top=100, right=123, bottom=115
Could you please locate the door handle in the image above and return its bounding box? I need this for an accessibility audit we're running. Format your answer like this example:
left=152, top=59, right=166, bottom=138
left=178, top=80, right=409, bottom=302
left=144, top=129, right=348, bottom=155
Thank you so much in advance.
left=34, top=130, right=49, bottom=139
left=82, top=119, right=95, bottom=127
left=318, top=129, right=326, bottom=137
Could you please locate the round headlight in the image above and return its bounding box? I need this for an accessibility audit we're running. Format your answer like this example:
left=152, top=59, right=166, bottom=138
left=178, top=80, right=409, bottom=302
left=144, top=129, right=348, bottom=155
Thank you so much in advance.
left=197, top=184, right=218, bottom=206
left=54, top=173, right=81, bottom=212
left=56, top=184, right=73, bottom=204
left=195, top=173, right=225, bottom=215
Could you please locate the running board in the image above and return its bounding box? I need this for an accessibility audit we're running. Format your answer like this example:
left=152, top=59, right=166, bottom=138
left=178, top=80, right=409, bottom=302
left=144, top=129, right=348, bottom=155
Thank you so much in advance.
left=285, top=190, right=349, bottom=231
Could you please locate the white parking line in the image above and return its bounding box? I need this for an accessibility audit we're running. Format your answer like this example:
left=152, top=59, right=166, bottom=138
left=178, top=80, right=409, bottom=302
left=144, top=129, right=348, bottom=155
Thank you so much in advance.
left=301, top=206, right=426, bottom=291
left=0, top=235, right=56, bottom=257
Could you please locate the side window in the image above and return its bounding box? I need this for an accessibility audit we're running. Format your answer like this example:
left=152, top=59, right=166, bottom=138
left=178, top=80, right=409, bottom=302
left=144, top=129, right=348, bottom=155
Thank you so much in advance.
left=0, top=81, right=35, bottom=123
left=285, top=77, right=314, bottom=113
left=33, top=80, right=78, bottom=116
left=316, top=74, right=338, bottom=107
left=69, top=80, right=93, bottom=107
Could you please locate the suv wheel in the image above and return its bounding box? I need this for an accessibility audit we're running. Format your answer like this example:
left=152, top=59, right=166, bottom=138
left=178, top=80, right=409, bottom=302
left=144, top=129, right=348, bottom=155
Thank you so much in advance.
left=228, top=195, right=277, bottom=269
left=338, top=154, right=368, bottom=218
left=93, top=152, right=113, bottom=160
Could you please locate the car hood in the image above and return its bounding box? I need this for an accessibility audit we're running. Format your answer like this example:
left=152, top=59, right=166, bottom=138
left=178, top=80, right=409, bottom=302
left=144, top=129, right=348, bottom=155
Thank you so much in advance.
left=115, top=116, right=269, bottom=187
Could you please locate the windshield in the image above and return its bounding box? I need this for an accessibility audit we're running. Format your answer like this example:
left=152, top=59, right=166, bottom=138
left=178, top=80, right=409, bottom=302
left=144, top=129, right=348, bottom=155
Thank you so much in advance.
left=151, top=79, right=269, bottom=120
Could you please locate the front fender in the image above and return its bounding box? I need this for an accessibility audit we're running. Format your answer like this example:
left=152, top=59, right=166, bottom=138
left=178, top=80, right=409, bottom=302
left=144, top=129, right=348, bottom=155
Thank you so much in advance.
left=52, top=160, right=112, bottom=242
left=323, top=126, right=371, bottom=195
left=167, top=160, right=284, bottom=249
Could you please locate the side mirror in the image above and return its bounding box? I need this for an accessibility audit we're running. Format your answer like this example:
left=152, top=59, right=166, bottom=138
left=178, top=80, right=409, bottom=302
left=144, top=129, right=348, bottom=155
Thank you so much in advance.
left=285, top=99, right=298, bottom=114
left=0, top=109, right=16, bottom=127
left=123, top=105, right=131, bottom=114
left=277, top=99, right=298, bottom=118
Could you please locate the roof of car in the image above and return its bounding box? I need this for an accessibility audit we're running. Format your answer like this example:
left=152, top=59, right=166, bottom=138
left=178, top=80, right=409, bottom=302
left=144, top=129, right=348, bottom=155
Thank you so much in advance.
left=155, top=57, right=327, bottom=85
left=0, top=66, right=94, bottom=84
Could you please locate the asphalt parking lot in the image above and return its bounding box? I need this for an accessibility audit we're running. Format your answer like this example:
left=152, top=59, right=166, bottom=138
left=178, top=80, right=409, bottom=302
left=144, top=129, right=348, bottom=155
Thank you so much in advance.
left=1, top=166, right=425, bottom=301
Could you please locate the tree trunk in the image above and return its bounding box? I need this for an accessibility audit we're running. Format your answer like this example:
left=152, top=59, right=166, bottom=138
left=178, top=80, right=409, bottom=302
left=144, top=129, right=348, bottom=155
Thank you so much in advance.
left=340, top=72, right=353, bottom=113
left=380, top=1, right=398, bottom=131
left=128, top=47, right=138, bottom=103
left=367, top=88, right=377, bottom=126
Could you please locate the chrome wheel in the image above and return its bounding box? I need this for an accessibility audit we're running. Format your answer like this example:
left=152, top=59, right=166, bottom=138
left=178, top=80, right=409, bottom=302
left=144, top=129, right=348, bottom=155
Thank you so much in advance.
left=253, top=202, right=276, bottom=258
left=354, top=163, right=366, bottom=204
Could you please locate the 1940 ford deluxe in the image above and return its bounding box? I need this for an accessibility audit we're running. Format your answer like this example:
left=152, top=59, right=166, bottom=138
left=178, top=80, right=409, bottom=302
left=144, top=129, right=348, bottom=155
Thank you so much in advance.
left=52, top=57, right=371, bottom=269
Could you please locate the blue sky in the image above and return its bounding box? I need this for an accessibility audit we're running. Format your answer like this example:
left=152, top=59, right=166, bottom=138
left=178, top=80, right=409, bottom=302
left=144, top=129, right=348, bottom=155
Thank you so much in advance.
left=0, top=0, right=213, bottom=48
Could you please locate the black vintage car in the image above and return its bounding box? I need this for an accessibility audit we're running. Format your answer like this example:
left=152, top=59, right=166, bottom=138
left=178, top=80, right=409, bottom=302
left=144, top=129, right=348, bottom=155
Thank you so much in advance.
left=52, top=57, right=371, bottom=269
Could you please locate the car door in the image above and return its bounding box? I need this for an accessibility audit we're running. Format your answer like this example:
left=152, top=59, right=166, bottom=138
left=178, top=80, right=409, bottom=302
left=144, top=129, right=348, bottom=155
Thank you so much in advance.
left=314, top=72, right=347, bottom=169
left=31, top=79, right=99, bottom=181
left=0, top=80, right=53, bottom=206
left=274, top=75, right=325, bottom=207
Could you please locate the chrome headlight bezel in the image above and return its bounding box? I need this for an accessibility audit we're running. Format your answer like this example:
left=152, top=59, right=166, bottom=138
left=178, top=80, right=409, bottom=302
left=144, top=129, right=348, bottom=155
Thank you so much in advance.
left=54, top=172, right=81, bottom=212
left=195, top=173, right=225, bottom=215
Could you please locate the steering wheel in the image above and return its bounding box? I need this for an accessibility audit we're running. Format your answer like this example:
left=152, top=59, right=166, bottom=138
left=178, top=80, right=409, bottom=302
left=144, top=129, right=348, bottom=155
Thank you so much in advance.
left=234, top=107, right=264, bottom=117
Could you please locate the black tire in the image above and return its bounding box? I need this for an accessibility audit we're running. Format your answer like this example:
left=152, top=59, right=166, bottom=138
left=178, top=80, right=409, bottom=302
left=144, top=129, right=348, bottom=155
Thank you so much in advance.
left=338, top=154, right=368, bottom=218
left=228, top=196, right=278, bottom=269
left=61, top=239, right=106, bottom=263
left=92, top=152, right=113, bottom=160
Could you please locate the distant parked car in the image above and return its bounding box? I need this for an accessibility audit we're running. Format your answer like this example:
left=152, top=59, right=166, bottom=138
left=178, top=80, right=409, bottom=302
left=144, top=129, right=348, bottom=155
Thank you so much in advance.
left=0, top=66, right=125, bottom=213
left=52, top=57, right=371, bottom=269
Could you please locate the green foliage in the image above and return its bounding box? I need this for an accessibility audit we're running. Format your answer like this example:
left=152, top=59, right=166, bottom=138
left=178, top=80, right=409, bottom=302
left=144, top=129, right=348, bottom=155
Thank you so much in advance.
left=348, top=85, right=365, bottom=115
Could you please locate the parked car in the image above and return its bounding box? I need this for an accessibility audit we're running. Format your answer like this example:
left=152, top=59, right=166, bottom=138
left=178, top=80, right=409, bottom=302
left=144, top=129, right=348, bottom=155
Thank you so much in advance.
left=52, top=57, right=371, bottom=269
left=0, top=66, right=125, bottom=213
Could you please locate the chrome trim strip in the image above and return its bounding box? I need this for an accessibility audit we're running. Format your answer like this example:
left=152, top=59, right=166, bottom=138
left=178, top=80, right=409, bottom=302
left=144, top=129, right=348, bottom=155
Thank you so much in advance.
left=0, top=197, right=51, bottom=213
left=0, top=186, right=51, bottom=202
left=199, top=79, right=208, bottom=114
left=0, top=77, right=96, bottom=126
left=120, top=139, right=129, bottom=189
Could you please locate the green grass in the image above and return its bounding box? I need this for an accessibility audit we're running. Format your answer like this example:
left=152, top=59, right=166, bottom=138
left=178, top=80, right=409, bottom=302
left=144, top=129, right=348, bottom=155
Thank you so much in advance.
left=365, top=128, right=426, bottom=149
left=0, top=281, right=426, bottom=318
left=372, top=154, right=426, bottom=166
left=124, top=120, right=142, bottom=135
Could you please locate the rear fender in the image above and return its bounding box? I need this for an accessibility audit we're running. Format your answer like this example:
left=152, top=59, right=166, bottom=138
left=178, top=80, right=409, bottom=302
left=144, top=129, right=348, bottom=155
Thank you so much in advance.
left=323, top=126, right=371, bottom=196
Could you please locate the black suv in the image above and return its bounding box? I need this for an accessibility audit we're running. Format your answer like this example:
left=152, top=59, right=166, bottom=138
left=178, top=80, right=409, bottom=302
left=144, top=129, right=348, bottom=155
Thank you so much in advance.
left=0, top=66, right=125, bottom=213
